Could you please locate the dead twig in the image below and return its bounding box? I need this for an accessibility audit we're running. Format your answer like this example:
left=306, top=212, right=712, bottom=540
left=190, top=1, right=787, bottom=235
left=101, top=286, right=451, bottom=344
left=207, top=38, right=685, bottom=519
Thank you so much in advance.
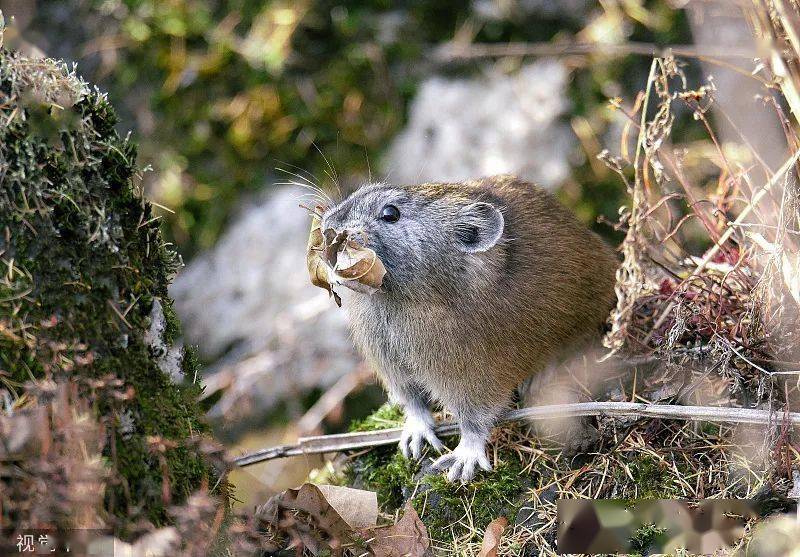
left=430, top=42, right=758, bottom=63
left=296, top=365, right=373, bottom=435
left=234, top=401, right=800, bottom=466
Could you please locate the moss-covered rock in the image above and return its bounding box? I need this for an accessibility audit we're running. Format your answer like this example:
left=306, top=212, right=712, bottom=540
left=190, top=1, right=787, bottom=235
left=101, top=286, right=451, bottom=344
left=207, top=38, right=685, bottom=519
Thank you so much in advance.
left=0, top=47, right=225, bottom=530
left=348, top=404, right=529, bottom=543
left=346, top=405, right=773, bottom=554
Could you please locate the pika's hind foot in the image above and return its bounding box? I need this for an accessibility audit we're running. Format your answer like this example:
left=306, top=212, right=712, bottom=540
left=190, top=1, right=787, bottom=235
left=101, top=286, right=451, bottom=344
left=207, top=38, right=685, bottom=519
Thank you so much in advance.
left=399, top=413, right=444, bottom=459
left=430, top=440, right=492, bottom=482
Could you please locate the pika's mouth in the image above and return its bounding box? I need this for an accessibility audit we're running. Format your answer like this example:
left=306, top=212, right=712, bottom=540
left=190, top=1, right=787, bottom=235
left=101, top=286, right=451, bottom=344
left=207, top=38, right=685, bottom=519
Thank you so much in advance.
left=306, top=219, right=386, bottom=306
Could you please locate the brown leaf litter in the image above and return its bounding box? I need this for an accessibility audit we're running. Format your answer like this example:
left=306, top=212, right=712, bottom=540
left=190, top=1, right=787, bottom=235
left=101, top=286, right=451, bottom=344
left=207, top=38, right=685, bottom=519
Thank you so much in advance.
left=259, top=483, right=430, bottom=556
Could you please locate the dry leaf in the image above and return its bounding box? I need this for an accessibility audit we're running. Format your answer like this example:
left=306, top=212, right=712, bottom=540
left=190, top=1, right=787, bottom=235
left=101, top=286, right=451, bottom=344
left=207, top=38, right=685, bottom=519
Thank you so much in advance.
left=306, top=213, right=387, bottom=304
left=259, top=483, right=378, bottom=555
left=478, top=517, right=508, bottom=557
left=334, top=239, right=387, bottom=288
left=367, top=502, right=430, bottom=557
left=306, top=213, right=341, bottom=307
left=315, top=484, right=378, bottom=530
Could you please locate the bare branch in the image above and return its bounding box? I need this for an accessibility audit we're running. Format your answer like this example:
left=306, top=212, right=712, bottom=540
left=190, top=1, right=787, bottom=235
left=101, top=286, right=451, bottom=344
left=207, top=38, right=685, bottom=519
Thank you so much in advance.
left=430, top=42, right=757, bottom=64
left=234, top=401, right=800, bottom=467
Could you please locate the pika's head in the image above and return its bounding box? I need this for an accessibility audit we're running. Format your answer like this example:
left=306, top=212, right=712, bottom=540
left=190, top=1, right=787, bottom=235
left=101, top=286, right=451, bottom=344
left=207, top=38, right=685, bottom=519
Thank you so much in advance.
left=321, top=182, right=505, bottom=295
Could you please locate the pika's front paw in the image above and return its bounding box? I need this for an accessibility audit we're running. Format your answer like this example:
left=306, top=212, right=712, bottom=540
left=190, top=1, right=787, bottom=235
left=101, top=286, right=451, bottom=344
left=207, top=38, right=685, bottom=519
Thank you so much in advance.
left=399, top=414, right=444, bottom=460
left=430, top=442, right=492, bottom=483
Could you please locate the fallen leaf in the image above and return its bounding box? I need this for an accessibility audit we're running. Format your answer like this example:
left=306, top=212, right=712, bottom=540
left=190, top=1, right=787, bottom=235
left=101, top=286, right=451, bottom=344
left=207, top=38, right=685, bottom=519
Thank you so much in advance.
left=315, top=484, right=379, bottom=530
left=367, top=502, right=430, bottom=557
left=478, top=517, right=508, bottom=557
left=306, top=213, right=341, bottom=307
left=259, top=483, right=378, bottom=555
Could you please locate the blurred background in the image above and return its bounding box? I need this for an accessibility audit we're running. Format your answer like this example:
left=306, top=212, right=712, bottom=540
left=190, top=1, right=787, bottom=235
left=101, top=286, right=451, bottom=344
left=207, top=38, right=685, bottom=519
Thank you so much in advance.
left=3, top=0, right=773, bottom=508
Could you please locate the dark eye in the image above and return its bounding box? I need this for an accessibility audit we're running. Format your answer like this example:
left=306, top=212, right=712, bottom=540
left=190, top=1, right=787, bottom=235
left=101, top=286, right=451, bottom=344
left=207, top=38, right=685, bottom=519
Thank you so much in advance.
left=380, top=204, right=400, bottom=223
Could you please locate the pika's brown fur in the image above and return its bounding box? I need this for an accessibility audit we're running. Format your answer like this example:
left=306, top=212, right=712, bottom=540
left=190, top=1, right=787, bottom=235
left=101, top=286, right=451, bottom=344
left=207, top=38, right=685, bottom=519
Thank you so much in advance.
left=321, top=174, right=618, bottom=481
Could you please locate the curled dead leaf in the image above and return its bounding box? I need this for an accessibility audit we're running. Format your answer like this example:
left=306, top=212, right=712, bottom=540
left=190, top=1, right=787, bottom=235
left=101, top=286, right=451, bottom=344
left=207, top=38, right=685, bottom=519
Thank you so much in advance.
left=305, top=210, right=387, bottom=304
left=259, top=483, right=378, bottom=555
left=335, top=239, right=387, bottom=289
left=306, top=212, right=341, bottom=307
left=478, top=517, right=508, bottom=557
left=365, top=502, right=430, bottom=557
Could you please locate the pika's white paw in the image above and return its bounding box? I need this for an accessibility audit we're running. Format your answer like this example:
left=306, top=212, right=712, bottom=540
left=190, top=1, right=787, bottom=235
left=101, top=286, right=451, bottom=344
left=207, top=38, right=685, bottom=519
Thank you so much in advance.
left=399, top=414, right=444, bottom=460
left=430, top=441, right=492, bottom=482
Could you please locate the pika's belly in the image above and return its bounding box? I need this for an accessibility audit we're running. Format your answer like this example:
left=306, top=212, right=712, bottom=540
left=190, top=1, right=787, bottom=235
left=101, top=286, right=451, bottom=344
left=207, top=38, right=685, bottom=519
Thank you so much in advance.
left=349, top=298, right=536, bottom=401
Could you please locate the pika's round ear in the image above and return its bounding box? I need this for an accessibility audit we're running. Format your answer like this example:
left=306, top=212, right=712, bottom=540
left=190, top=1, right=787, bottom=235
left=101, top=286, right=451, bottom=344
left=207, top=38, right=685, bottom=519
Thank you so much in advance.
left=454, top=202, right=504, bottom=253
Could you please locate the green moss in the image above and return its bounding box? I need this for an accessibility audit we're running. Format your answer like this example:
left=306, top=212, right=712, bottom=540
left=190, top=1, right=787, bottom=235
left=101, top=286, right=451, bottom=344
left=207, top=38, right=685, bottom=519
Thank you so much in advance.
left=349, top=447, right=526, bottom=543
left=0, top=48, right=225, bottom=532
left=628, top=522, right=668, bottom=556
left=412, top=457, right=526, bottom=543
left=348, top=448, right=419, bottom=510
left=160, top=298, right=182, bottom=347
left=701, top=421, right=721, bottom=437
left=347, top=405, right=527, bottom=542
left=613, top=453, right=687, bottom=499
left=348, top=402, right=405, bottom=432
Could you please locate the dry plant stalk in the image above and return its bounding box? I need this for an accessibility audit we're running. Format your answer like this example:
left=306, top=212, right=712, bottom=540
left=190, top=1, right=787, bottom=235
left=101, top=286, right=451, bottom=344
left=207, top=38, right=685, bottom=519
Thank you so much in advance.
left=600, top=39, right=800, bottom=409
left=234, top=401, right=800, bottom=466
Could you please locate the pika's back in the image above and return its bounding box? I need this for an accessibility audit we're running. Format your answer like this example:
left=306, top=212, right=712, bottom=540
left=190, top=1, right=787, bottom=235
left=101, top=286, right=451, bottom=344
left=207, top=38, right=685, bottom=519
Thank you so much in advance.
left=405, top=174, right=617, bottom=304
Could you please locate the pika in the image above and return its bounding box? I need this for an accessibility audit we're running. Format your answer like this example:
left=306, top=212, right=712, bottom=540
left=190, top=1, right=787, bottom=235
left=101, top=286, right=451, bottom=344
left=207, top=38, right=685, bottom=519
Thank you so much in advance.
left=319, top=174, right=618, bottom=482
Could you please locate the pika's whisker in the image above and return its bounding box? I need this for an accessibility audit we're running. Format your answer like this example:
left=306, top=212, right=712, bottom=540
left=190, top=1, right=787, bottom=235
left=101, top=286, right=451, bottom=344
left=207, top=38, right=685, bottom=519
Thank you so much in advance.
left=313, top=142, right=343, bottom=200
left=274, top=159, right=323, bottom=188
left=298, top=203, right=325, bottom=218
left=276, top=180, right=333, bottom=206
left=275, top=168, right=334, bottom=205
left=295, top=193, right=330, bottom=211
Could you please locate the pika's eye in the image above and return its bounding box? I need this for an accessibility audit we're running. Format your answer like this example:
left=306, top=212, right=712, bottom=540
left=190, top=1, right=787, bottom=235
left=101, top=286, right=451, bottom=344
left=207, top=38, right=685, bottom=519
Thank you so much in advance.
left=380, top=204, right=400, bottom=223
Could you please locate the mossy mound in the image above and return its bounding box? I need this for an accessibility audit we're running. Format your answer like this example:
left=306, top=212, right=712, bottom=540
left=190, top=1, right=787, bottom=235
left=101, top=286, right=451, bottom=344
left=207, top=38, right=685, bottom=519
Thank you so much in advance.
left=347, top=404, right=783, bottom=555
left=0, top=47, right=224, bottom=529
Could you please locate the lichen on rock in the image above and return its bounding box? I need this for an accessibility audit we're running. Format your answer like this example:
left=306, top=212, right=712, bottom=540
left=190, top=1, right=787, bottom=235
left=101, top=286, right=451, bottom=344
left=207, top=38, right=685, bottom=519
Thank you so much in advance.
left=0, top=46, right=225, bottom=530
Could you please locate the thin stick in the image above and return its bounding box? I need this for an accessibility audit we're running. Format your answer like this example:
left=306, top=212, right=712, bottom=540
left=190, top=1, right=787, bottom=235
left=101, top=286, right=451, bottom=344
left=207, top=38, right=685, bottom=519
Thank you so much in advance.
left=643, top=149, right=800, bottom=344
left=234, top=401, right=800, bottom=467
left=430, top=42, right=758, bottom=63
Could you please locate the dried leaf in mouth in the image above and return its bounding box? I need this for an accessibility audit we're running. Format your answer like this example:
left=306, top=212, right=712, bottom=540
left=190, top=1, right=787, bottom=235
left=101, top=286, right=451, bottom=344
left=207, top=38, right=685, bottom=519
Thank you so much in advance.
left=333, top=239, right=387, bottom=289
left=306, top=213, right=342, bottom=307
left=306, top=209, right=387, bottom=304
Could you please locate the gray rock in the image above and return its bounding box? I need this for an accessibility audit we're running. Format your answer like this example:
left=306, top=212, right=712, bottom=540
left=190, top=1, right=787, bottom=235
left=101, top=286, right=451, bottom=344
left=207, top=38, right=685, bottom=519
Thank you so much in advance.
left=472, top=0, right=591, bottom=21
left=170, top=187, right=360, bottom=424
left=384, top=60, right=574, bottom=189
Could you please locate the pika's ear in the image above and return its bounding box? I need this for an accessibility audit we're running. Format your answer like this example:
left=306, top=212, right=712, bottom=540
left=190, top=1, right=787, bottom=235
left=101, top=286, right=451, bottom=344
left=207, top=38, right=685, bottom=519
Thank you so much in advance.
left=454, top=202, right=504, bottom=253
